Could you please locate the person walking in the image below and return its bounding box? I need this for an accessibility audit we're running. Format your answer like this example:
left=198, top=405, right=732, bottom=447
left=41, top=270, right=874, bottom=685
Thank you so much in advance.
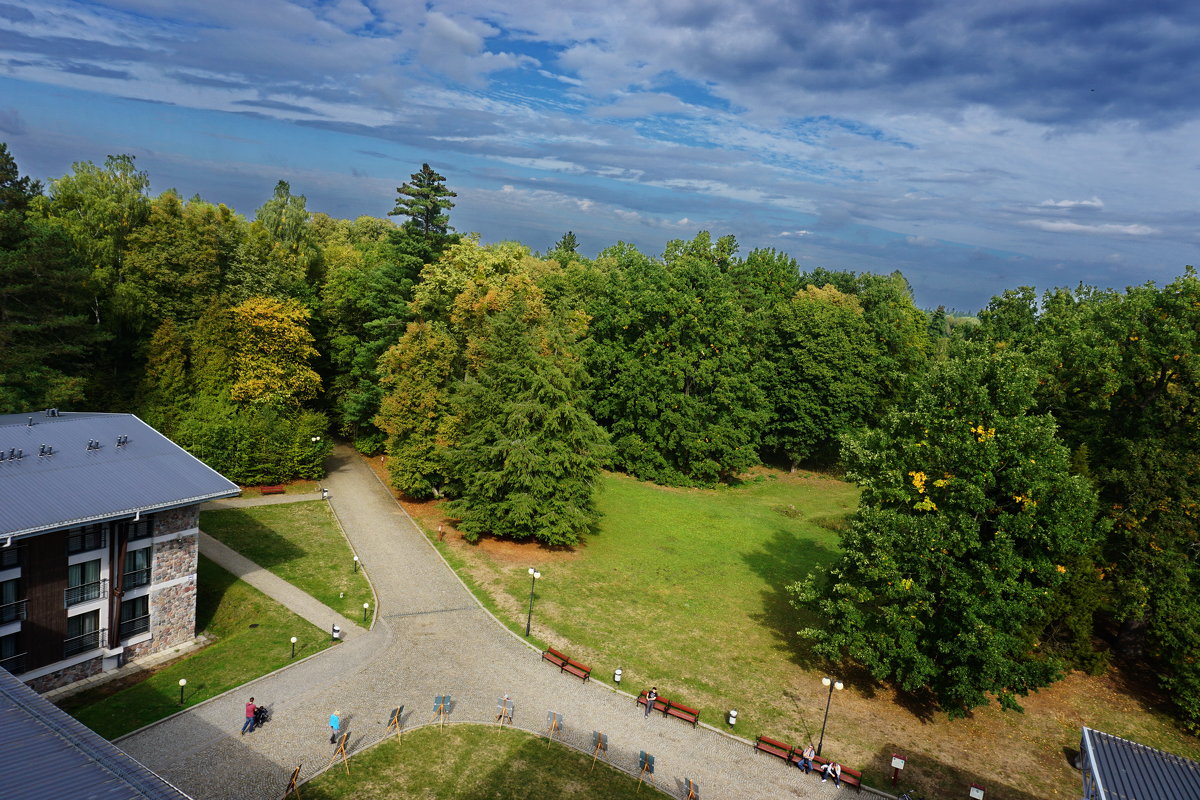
left=329, top=710, right=341, bottom=744
left=644, top=687, right=658, bottom=718
left=241, top=697, right=256, bottom=735
left=798, top=743, right=816, bottom=774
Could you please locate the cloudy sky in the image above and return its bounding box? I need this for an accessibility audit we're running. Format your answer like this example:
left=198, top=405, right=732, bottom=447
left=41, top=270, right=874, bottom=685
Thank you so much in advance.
left=2, top=1, right=1198, bottom=310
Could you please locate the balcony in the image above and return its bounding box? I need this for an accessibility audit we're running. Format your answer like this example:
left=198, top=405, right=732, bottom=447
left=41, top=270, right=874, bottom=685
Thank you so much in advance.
left=0, top=599, right=26, bottom=624
left=63, top=627, right=105, bottom=657
left=64, top=578, right=107, bottom=608
left=123, top=568, right=151, bottom=591
left=0, top=652, right=25, bottom=674
left=119, top=614, right=150, bottom=638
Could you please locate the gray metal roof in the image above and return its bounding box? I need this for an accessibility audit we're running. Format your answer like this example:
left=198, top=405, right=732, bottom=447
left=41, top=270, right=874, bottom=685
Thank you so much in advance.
left=1081, top=726, right=1200, bottom=800
left=0, top=411, right=240, bottom=538
left=0, top=667, right=193, bottom=800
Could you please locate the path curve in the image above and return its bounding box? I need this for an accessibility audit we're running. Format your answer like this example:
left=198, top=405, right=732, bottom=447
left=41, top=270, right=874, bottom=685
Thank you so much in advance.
left=119, top=445, right=829, bottom=800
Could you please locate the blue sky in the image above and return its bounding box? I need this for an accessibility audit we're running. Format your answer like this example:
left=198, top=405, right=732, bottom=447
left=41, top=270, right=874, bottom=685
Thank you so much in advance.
left=2, top=0, right=1198, bottom=310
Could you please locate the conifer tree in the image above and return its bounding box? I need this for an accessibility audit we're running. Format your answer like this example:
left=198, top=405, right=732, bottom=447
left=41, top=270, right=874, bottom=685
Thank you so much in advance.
left=389, top=163, right=456, bottom=242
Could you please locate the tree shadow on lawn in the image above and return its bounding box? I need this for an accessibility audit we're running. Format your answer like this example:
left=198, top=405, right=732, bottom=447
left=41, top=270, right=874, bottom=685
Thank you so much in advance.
left=741, top=526, right=839, bottom=671
left=199, top=508, right=308, bottom=569
left=860, top=741, right=1059, bottom=800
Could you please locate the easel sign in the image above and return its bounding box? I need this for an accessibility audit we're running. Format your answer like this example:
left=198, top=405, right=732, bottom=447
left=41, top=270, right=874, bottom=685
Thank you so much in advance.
left=685, top=777, right=700, bottom=800
left=495, top=697, right=514, bottom=729
left=431, top=695, right=452, bottom=727
left=637, top=751, right=655, bottom=792
left=327, top=732, right=350, bottom=775
left=283, top=764, right=302, bottom=799
left=387, top=706, right=404, bottom=740
left=546, top=711, right=564, bottom=746
left=590, top=730, right=609, bottom=771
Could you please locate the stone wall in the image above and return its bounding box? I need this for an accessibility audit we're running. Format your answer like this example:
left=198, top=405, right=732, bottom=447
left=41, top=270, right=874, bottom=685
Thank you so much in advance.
left=157, top=504, right=200, bottom=536
left=26, top=655, right=103, bottom=693
left=123, top=532, right=200, bottom=659
left=154, top=532, right=198, bottom=584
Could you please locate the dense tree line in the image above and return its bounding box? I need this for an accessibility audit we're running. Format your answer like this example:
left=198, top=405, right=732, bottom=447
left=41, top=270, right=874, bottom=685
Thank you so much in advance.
left=2, top=141, right=1198, bottom=732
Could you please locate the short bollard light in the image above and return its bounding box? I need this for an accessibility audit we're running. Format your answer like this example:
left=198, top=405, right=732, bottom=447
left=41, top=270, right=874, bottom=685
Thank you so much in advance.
left=178, top=678, right=187, bottom=705
left=290, top=636, right=297, bottom=658
left=353, top=555, right=359, bottom=573
left=363, top=602, right=370, bottom=623
left=614, top=668, right=622, bottom=684
left=727, top=709, right=737, bottom=726
left=332, top=624, right=341, bottom=642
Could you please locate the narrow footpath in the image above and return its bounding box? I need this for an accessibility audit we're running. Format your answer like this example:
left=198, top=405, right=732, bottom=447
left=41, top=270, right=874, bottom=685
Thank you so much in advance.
left=118, top=445, right=828, bottom=800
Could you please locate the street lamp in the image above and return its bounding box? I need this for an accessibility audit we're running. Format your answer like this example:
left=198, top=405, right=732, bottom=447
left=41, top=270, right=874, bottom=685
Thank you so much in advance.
left=290, top=636, right=297, bottom=658
left=363, top=602, right=370, bottom=623
left=816, top=676, right=843, bottom=756
left=353, top=555, right=359, bottom=573
left=524, top=568, right=541, bottom=637
left=178, top=678, right=187, bottom=705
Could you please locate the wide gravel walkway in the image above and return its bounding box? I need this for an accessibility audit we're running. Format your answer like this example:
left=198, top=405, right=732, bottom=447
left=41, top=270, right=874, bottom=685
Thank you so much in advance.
left=118, top=446, right=830, bottom=800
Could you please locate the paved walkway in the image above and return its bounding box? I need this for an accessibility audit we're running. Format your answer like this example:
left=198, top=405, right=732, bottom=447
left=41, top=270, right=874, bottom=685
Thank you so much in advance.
left=119, top=446, right=828, bottom=800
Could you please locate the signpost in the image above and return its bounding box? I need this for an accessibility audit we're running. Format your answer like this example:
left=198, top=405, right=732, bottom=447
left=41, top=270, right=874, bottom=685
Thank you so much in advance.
left=891, top=753, right=906, bottom=788
left=969, top=784, right=986, bottom=800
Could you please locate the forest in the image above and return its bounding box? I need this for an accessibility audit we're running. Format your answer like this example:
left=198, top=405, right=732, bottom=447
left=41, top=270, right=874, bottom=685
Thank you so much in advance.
left=1, top=143, right=1197, bottom=734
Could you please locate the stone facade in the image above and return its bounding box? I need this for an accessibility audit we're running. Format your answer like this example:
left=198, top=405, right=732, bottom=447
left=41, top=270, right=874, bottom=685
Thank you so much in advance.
left=153, top=531, right=199, bottom=584
left=26, top=655, right=103, bottom=693
left=122, top=530, right=200, bottom=660
left=157, top=505, right=199, bottom=536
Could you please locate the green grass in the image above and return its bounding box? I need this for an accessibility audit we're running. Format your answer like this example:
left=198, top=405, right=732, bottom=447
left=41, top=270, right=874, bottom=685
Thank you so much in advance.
left=462, top=471, right=858, bottom=737
left=201, top=501, right=373, bottom=620
left=58, top=556, right=332, bottom=739
left=301, top=724, right=670, bottom=799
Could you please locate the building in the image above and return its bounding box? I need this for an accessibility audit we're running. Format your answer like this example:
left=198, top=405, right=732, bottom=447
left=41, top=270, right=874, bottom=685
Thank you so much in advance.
left=0, top=410, right=239, bottom=692
left=0, top=665, right=193, bottom=799
left=1078, top=726, right=1200, bottom=800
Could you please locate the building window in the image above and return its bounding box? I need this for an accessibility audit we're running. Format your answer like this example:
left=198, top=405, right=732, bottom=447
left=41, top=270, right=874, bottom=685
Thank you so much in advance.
left=0, top=545, right=20, bottom=569
left=127, top=516, right=155, bottom=540
left=0, top=578, right=24, bottom=624
left=0, top=632, right=22, bottom=674
left=123, top=547, right=151, bottom=590
left=65, top=559, right=104, bottom=607
left=119, top=595, right=150, bottom=638
left=64, top=610, right=102, bottom=657
left=67, top=525, right=106, bottom=554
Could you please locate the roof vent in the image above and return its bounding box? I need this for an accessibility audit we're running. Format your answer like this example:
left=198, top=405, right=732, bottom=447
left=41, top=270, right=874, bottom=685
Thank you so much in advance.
left=27, top=417, right=33, bottom=427
left=116, top=435, right=129, bottom=448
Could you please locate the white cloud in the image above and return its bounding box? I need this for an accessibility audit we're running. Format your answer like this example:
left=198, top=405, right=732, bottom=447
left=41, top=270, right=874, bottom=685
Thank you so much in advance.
left=1039, top=197, right=1104, bottom=209
left=1026, top=220, right=1159, bottom=236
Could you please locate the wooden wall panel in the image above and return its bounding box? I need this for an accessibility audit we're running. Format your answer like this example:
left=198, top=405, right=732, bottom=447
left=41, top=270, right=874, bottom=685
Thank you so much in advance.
left=23, top=531, right=67, bottom=671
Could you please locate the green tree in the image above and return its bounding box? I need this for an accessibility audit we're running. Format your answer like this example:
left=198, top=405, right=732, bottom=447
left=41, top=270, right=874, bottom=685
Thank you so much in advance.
left=793, top=343, right=1102, bottom=714
left=227, top=296, right=322, bottom=407
left=389, top=163, right=456, bottom=243
left=444, top=295, right=610, bottom=546
left=137, top=318, right=192, bottom=435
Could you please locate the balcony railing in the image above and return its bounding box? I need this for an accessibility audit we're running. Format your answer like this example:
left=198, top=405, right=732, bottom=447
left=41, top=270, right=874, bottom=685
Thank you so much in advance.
left=0, top=652, right=26, bottom=674
left=119, top=614, right=150, bottom=638
left=63, top=627, right=105, bottom=657
left=64, top=578, right=107, bottom=608
left=123, top=568, right=151, bottom=591
left=0, top=599, right=26, bottom=624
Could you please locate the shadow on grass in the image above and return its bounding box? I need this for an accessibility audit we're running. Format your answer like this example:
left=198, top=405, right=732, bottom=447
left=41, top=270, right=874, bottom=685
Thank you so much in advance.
left=858, top=741, right=1061, bottom=800
left=199, top=508, right=309, bottom=570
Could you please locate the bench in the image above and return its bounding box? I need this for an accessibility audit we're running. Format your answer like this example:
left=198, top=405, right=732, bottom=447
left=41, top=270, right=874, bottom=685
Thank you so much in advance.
left=754, top=735, right=794, bottom=761
left=809, top=755, right=863, bottom=791
left=541, top=648, right=591, bottom=682
left=260, top=485, right=285, bottom=495
left=636, top=690, right=670, bottom=715
left=665, top=699, right=700, bottom=727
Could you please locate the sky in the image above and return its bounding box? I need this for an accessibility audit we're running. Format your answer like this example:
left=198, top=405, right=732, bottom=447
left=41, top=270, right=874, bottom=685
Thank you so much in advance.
left=1, top=1, right=1198, bottom=311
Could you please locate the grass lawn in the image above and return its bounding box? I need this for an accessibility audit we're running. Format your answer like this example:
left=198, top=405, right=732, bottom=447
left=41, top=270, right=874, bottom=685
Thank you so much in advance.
left=387, top=463, right=1200, bottom=800
left=57, top=556, right=331, bottom=739
left=301, top=724, right=669, bottom=799
left=201, top=501, right=373, bottom=620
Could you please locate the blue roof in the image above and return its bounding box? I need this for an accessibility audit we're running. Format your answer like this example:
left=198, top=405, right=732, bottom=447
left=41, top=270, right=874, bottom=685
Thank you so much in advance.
left=0, top=667, right=193, bottom=800
left=1081, top=727, right=1200, bottom=800
left=0, top=411, right=240, bottom=538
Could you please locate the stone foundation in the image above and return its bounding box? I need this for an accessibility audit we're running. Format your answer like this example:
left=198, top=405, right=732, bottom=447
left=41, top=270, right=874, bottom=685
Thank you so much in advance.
left=144, top=579, right=197, bottom=653
left=26, top=655, right=103, bottom=693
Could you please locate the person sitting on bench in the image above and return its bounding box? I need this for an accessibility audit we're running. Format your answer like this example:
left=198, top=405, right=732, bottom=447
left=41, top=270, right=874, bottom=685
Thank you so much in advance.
left=822, top=761, right=842, bottom=787
left=797, top=743, right=816, bottom=773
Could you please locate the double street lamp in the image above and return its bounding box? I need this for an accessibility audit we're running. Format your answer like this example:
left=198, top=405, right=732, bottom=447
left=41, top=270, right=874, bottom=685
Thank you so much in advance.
left=524, top=567, right=541, bottom=637
left=816, top=676, right=844, bottom=756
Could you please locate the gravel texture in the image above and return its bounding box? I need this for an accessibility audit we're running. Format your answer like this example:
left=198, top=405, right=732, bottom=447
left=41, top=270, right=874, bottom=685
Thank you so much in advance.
left=117, top=446, right=841, bottom=800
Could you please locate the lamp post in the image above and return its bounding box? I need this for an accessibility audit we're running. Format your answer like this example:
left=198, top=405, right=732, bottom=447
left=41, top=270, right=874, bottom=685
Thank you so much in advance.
left=353, top=555, right=359, bottom=573
left=524, top=568, right=541, bottom=637
left=816, top=676, right=843, bottom=756
left=363, top=602, right=370, bottom=623
left=290, top=636, right=297, bottom=658
left=178, top=678, right=187, bottom=705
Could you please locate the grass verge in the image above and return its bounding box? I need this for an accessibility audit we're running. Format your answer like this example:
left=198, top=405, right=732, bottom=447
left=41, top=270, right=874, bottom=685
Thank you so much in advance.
left=301, top=724, right=669, bottom=799
left=201, top=501, right=373, bottom=620
left=57, top=555, right=331, bottom=738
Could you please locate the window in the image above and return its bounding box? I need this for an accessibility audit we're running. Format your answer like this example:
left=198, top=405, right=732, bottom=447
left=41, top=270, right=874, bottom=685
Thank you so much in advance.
left=67, top=525, right=106, bottom=554
left=123, top=547, right=151, bottom=590
left=119, top=595, right=149, bottom=638
left=127, top=516, right=155, bottom=540
left=0, top=545, right=20, bottom=569
left=64, top=610, right=101, bottom=656
left=0, top=578, right=23, bottom=624
left=0, top=632, right=21, bottom=674
left=65, top=559, right=102, bottom=606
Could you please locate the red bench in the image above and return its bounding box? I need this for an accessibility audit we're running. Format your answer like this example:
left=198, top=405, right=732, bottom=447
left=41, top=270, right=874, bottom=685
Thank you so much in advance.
left=807, top=755, right=863, bottom=791
left=541, top=648, right=591, bottom=682
left=636, top=689, right=670, bottom=715
left=542, top=647, right=568, bottom=669
left=754, top=735, right=794, bottom=761
left=665, top=699, right=700, bottom=727
left=260, top=485, right=285, bottom=495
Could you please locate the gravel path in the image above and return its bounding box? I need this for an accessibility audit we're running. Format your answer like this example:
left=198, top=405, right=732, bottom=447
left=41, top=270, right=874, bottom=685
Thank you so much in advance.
left=118, top=446, right=832, bottom=800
